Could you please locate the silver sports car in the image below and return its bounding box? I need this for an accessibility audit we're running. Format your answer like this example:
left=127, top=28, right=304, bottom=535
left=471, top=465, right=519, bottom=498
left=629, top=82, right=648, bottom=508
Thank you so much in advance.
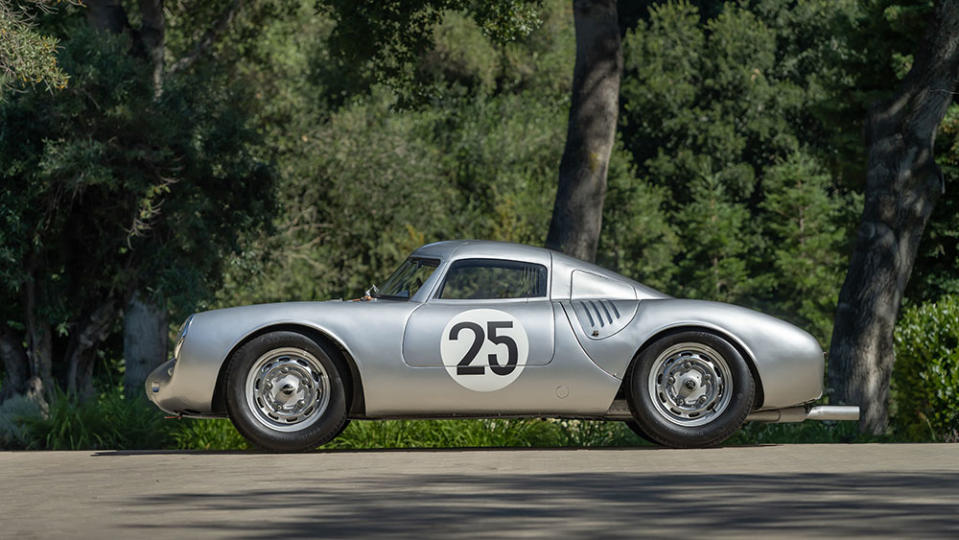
left=147, top=240, right=858, bottom=450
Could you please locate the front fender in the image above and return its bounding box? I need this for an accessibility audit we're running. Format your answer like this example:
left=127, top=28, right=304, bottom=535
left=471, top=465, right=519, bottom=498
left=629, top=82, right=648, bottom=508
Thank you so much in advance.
left=145, top=300, right=418, bottom=416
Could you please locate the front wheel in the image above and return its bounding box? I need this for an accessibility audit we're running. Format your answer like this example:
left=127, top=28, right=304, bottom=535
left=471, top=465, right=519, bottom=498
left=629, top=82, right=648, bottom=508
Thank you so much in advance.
left=225, top=331, right=349, bottom=451
left=627, top=331, right=754, bottom=448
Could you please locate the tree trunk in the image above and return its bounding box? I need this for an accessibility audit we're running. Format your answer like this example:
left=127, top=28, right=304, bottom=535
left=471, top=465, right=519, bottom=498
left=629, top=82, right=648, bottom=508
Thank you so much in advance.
left=0, top=322, right=29, bottom=402
left=138, top=0, right=166, bottom=95
left=65, top=302, right=116, bottom=398
left=22, top=267, right=53, bottom=398
left=122, top=292, right=168, bottom=399
left=544, top=0, right=621, bottom=263
left=828, top=1, right=959, bottom=434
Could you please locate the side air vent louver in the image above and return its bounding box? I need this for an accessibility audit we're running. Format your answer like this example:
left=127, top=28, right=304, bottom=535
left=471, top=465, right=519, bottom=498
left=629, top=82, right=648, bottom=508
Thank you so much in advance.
left=570, top=299, right=636, bottom=339
left=576, top=299, right=619, bottom=327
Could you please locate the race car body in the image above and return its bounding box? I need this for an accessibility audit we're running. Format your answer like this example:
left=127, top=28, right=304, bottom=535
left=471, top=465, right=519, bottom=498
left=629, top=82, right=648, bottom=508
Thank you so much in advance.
left=147, top=240, right=858, bottom=450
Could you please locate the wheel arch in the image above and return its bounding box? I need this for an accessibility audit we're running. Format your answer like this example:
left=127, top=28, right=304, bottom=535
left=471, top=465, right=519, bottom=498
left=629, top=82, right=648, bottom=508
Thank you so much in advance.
left=211, top=323, right=366, bottom=417
left=622, top=324, right=764, bottom=410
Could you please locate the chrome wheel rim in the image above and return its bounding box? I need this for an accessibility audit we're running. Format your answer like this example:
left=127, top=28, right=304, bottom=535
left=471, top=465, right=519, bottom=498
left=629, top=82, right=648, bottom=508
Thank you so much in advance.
left=245, top=347, right=331, bottom=432
left=647, top=342, right=733, bottom=427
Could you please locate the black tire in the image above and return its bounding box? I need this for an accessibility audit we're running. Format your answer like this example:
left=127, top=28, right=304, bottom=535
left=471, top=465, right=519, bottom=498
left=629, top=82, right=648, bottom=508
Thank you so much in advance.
left=225, top=331, right=349, bottom=452
left=627, top=330, right=754, bottom=448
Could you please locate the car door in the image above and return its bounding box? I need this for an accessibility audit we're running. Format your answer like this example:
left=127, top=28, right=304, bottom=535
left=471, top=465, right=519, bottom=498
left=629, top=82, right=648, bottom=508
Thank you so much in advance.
left=402, top=258, right=555, bottom=394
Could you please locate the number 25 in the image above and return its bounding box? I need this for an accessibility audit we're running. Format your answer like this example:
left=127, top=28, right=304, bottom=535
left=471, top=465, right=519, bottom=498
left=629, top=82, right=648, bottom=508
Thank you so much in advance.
left=448, top=321, right=518, bottom=376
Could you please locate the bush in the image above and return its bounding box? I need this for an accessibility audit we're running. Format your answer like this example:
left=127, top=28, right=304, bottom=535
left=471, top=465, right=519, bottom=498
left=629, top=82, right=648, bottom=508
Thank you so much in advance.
left=892, top=295, right=959, bottom=441
left=0, top=394, right=47, bottom=449
left=18, top=387, right=175, bottom=450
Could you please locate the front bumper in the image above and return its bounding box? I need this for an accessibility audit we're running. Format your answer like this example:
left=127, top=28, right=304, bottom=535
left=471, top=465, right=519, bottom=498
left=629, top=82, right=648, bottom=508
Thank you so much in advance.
left=145, top=359, right=180, bottom=415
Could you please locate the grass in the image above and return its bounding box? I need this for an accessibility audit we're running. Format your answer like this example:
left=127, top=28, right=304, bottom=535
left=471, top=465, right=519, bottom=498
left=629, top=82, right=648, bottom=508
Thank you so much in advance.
left=156, top=416, right=892, bottom=450
left=323, top=418, right=649, bottom=450
left=729, top=420, right=885, bottom=445
left=0, top=379, right=907, bottom=450
left=171, top=418, right=251, bottom=450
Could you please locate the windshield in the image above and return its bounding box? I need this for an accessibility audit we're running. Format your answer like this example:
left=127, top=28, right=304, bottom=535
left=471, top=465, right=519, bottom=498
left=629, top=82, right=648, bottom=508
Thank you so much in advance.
left=376, top=257, right=439, bottom=300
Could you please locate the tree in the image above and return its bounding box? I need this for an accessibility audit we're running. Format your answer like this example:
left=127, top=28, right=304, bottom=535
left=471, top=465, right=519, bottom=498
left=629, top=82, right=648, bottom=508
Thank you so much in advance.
left=828, top=0, right=959, bottom=434
left=0, top=1, right=79, bottom=92
left=760, top=152, right=852, bottom=341
left=543, top=0, right=621, bottom=262
left=83, top=0, right=253, bottom=397
left=615, top=0, right=858, bottom=342
left=216, top=2, right=587, bottom=307
left=0, top=3, right=274, bottom=402
left=319, top=0, right=621, bottom=263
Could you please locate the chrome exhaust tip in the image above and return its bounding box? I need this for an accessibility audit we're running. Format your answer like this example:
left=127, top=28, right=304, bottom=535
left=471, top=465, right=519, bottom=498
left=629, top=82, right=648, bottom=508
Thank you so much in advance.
left=746, top=405, right=860, bottom=423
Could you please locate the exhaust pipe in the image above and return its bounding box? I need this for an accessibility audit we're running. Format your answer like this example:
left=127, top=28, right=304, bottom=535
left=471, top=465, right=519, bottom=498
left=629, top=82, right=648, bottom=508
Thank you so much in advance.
left=746, top=405, right=859, bottom=423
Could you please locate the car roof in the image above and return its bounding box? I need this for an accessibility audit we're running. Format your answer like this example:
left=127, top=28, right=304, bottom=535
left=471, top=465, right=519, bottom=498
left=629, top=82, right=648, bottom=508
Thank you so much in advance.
left=412, top=239, right=552, bottom=263
left=410, top=240, right=669, bottom=300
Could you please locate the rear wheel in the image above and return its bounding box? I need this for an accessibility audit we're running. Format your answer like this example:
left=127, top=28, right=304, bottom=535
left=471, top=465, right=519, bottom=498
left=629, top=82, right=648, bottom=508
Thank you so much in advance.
left=225, top=331, right=349, bottom=451
left=627, top=330, right=754, bottom=448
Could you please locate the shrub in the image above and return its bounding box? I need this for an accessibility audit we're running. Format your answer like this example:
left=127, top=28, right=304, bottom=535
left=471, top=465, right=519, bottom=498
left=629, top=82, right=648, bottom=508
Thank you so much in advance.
left=892, top=295, right=959, bottom=441
left=19, top=387, right=175, bottom=450
left=0, top=394, right=47, bottom=449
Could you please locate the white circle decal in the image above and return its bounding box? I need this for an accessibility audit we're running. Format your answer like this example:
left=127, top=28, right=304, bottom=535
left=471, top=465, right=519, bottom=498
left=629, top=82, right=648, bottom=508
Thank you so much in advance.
left=440, top=309, right=529, bottom=392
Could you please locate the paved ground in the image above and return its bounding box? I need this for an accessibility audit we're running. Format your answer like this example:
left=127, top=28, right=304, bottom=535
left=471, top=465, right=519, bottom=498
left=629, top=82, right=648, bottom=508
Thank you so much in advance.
left=1, top=444, right=957, bottom=538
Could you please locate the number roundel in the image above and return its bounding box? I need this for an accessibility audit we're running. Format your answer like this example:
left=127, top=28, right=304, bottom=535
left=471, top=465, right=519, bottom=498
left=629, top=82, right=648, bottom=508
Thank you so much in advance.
left=440, top=309, right=529, bottom=392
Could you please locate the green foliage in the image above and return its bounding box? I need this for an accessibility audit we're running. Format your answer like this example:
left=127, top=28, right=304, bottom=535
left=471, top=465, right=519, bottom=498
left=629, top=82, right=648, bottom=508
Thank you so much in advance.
left=675, top=172, right=753, bottom=303
left=597, top=147, right=679, bottom=292
left=892, top=295, right=959, bottom=442
left=0, top=22, right=275, bottom=381
left=758, top=152, right=857, bottom=339
left=908, top=104, right=959, bottom=300
left=323, top=418, right=646, bottom=449
left=322, top=0, right=544, bottom=99
left=221, top=86, right=570, bottom=304
left=617, top=1, right=860, bottom=343
left=0, top=393, right=45, bottom=448
left=18, top=388, right=175, bottom=450
left=325, top=419, right=560, bottom=449
left=0, top=1, right=81, bottom=92
left=551, top=419, right=650, bottom=447
left=171, top=419, right=251, bottom=450
left=730, top=420, right=884, bottom=445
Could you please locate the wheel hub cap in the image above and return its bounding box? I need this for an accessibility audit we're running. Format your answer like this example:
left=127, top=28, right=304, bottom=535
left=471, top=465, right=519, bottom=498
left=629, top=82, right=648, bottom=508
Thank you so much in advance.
left=245, top=348, right=331, bottom=432
left=648, top=343, right=733, bottom=427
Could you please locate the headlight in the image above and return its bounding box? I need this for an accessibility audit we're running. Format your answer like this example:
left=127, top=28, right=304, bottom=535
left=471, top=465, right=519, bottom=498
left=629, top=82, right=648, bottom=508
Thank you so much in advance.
left=173, top=315, right=194, bottom=361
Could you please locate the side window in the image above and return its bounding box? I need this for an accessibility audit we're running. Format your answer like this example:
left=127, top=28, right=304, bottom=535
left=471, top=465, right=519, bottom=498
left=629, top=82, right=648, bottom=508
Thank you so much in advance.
left=439, top=259, right=547, bottom=300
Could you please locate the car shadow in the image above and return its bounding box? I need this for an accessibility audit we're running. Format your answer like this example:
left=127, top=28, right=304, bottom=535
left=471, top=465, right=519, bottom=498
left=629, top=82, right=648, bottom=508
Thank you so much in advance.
left=116, top=467, right=959, bottom=537
left=92, top=444, right=783, bottom=457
